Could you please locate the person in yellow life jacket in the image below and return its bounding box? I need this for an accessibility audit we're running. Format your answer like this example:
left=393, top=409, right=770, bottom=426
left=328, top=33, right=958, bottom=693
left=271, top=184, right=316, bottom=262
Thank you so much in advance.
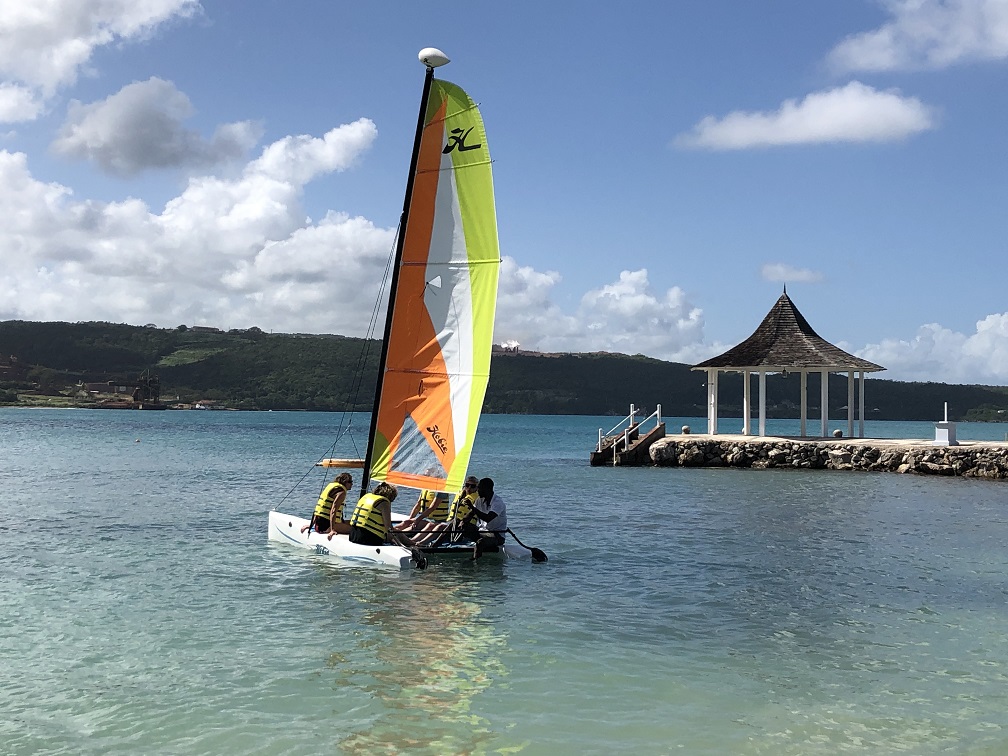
left=302, top=472, right=353, bottom=536
left=408, top=489, right=451, bottom=522
left=349, top=481, right=409, bottom=547
left=405, top=476, right=481, bottom=547
left=397, top=488, right=450, bottom=535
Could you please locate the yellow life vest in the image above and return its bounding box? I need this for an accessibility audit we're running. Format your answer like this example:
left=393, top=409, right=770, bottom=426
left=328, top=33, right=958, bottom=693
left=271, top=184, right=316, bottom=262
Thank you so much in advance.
left=350, top=493, right=388, bottom=540
left=448, top=491, right=478, bottom=522
left=418, top=489, right=450, bottom=522
left=313, top=481, right=347, bottom=521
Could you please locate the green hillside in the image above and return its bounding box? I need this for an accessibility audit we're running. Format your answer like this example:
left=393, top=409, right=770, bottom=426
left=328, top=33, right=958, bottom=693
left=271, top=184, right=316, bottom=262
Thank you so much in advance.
left=2, top=319, right=1007, bottom=420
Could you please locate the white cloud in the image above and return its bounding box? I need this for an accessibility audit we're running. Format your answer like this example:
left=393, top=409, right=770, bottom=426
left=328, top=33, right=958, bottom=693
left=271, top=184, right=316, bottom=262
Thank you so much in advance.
left=859, top=314, right=1008, bottom=383
left=761, top=263, right=825, bottom=284
left=494, top=264, right=708, bottom=361
left=676, top=82, right=936, bottom=150
left=829, top=0, right=1008, bottom=73
left=493, top=257, right=580, bottom=348
left=4, top=114, right=711, bottom=361
left=0, top=118, right=381, bottom=330
left=0, top=141, right=716, bottom=361
left=11, top=120, right=1008, bottom=387
left=0, top=0, right=199, bottom=122
left=52, top=78, right=260, bottom=176
left=0, top=83, right=43, bottom=122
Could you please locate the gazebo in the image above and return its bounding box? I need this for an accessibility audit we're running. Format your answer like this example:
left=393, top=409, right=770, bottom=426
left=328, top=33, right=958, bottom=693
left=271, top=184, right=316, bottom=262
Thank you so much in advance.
left=692, top=290, right=885, bottom=438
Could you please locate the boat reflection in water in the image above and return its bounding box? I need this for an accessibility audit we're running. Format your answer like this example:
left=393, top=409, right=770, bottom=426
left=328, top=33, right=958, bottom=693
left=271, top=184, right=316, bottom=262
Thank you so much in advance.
left=331, top=571, right=508, bottom=753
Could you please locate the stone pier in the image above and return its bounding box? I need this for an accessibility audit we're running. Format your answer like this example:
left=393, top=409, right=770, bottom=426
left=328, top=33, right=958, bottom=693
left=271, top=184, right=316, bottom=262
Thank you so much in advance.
left=649, top=434, right=1008, bottom=480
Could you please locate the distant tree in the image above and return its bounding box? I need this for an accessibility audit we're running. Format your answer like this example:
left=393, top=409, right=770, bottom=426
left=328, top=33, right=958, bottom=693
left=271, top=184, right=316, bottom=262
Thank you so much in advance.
left=3, top=319, right=1008, bottom=418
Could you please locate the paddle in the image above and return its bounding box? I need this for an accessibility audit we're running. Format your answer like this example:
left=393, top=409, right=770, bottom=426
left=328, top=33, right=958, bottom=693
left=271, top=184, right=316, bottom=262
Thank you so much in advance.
left=506, top=528, right=548, bottom=563
left=389, top=531, right=428, bottom=570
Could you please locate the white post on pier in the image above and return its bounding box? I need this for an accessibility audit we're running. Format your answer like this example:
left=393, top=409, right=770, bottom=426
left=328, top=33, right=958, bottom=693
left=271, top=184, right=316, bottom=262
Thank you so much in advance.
left=847, top=371, right=855, bottom=439
left=858, top=371, right=865, bottom=438
left=820, top=370, right=829, bottom=437
left=934, top=401, right=958, bottom=446
left=758, top=370, right=767, bottom=437
left=706, top=369, right=718, bottom=435
left=742, top=370, right=751, bottom=435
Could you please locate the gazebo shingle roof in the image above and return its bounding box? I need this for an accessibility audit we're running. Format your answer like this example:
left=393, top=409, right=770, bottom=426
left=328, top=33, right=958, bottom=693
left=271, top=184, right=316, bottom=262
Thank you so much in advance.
left=693, top=292, right=884, bottom=372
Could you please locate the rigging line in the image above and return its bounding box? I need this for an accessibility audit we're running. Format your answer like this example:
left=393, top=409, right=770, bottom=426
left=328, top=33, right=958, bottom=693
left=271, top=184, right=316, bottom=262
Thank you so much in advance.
left=274, top=223, right=402, bottom=510
left=327, top=220, right=400, bottom=435
left=318, top=221, right=400, bottom=461
left=275, top=424, right=359, bottom=507
left=343, top=221, right=400, bottom=421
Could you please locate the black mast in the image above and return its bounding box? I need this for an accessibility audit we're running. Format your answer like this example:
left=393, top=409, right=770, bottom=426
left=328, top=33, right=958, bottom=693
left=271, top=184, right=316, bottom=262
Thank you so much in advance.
left=359, top=62, right=437, bottom=497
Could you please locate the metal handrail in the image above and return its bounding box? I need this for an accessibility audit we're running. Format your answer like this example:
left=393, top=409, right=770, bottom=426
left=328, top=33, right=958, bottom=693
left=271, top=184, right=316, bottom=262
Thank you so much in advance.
left=598, top=404, right=636, bottom=452
left=605, top=404, right=637, bottom=437
left=637, top=404, right=662, bottom=430
left=596, top=404, right=664, bottom=453
left=592, top=405, right=665, bottom=465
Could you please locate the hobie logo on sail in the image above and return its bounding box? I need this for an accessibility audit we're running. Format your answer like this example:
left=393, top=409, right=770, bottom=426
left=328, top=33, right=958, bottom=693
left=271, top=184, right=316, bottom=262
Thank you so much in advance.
left=427, top=424, right=449, bottom=454
left=443, top=126, right=480, bottom=154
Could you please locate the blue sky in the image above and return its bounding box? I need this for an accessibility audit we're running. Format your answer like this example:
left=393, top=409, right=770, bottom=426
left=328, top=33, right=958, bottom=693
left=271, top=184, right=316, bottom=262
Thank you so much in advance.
left=2, top=0, right=1007, bottom=384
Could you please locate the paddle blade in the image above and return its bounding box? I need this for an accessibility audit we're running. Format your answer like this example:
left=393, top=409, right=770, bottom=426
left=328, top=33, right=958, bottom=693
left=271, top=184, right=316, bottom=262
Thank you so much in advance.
left=530, top=548, right=548, bottom=563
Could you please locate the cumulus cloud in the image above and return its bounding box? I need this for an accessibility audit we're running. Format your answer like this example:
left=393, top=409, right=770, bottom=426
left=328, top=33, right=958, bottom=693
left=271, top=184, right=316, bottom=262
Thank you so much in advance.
left=829, top=0, right=1008, bottom=73
left=52, top=78, right=260, bottom=176
left=0, top=0, right=200, bottom=123
left=676, top=82, right=936, bottom=149
left=492, top=257, right=582, bottom=349
left=2, top=117, right=720, bottom=361
left=0, top=118, right=382, bottom=331
left=761, top=263, right=824, bottom=284
left=859, top=314, right=1008, bottom=384
left=0, top=83, right=43, bottom=122
left=0, top=133, right=718, bottom=361
left=494, top=264, right=709, bottom=361
left=13, top=115, right=1008, bottom=386
left=492, top=260, right=1008, bottom=383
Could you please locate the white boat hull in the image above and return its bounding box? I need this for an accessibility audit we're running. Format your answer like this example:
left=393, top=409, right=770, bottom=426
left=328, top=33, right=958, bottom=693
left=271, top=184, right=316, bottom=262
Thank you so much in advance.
left=268, top=511, right=415, bottom=569
left=268, top=511, right=534, bottom=568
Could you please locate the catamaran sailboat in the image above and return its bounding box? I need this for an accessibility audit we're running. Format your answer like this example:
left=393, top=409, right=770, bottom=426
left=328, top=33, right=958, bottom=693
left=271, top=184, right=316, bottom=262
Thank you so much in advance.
left=269, top=48, right=535, bottom=568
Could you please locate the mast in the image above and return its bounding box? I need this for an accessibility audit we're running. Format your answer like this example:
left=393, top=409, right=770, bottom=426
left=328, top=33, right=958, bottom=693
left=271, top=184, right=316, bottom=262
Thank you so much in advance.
left=360, top=48, right=449, bottom=497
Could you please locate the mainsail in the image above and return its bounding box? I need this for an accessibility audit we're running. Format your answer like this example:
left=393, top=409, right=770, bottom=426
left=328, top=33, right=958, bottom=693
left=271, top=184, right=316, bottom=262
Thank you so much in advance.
left=367, top=77, right=500, bottom=494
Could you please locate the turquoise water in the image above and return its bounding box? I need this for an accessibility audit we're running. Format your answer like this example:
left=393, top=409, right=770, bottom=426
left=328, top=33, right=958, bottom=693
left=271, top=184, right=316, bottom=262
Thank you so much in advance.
left=2, top=409, right=1008, bottom=754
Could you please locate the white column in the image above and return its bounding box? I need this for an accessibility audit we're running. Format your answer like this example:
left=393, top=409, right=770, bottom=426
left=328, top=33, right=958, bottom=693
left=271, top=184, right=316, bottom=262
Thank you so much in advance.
left=858, top=371, right=865, bottom=438
left=706, top=369, right=714, bottom=434
left=847, top=370, right=854, bottom=439
left=706, top=369, right=720, bottom=435
left=820, top=370, right=829, bottom=437
left=758, top=370, right=767, bottom=437
left=743, top=370, right=751, bottom=435
left=712, top=369, right=719, bottom=435
left=800, top=371, right=807, bottom=437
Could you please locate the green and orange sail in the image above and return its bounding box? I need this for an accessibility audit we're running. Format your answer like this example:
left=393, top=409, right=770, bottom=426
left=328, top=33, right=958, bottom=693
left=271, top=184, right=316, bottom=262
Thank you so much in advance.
left=367, top=77, right=500, bottom=494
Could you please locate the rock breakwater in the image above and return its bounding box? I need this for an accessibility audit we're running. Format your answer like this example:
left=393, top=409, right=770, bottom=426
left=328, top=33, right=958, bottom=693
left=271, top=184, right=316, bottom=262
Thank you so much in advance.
left=649, top=436, right=1008, bottom=480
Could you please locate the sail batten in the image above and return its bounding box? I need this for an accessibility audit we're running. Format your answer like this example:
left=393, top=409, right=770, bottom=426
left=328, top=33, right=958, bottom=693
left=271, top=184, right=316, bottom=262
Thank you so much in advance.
left=417, top=160, right=494, bottom=174
left=369, top=76, right=499, bottom=494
